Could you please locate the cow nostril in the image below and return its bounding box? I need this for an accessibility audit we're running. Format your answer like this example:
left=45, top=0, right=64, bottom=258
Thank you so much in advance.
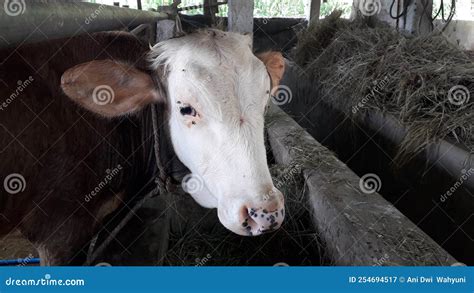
left=240, top=206, right=258, bottom=234
left=240, top=205, right=284, bottom=236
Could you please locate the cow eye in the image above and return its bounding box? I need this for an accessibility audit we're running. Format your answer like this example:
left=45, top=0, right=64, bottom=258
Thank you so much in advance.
left=180, top=105, right=197, bottom=117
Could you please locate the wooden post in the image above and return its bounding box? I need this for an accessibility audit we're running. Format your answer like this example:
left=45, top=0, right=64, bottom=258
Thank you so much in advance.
left=156, top=1, right=180, bottom=42
left=227, top=0, right=254, bottom=34
left=204, top=0, right=218, bottom=25
left=352, top=0, right=433, bottom=35
left=310, top=0, right=321, bottom=20
left=156, top=20, right=176, bottom=42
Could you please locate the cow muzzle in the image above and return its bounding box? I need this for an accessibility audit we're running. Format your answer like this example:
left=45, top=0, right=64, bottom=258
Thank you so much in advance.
left=218, top=187, right=285, bottom=236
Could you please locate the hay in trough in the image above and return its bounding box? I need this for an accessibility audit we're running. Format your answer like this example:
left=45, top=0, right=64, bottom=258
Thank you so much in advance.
left=162, top=161, right=328, bottom=266
left=293, top=12, right=474, bottom=162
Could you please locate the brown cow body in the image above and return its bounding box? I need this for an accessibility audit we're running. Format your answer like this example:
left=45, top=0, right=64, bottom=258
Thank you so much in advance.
left=0, top=33, right=159, bottom=265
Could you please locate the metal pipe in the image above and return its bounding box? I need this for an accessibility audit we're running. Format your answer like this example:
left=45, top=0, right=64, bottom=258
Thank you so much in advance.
left=0, top=1, right=169, bottom=48
left=130, top=23, right=151, bottom=35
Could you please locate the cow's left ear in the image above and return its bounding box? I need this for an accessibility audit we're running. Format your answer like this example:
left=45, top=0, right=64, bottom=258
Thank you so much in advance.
left=61, top=59, right=162, bottom=118
left=256, top=52, right=285, bottom=94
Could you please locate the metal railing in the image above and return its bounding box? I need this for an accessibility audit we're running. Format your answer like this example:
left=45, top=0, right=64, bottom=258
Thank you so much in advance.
left=178, top=0, right=227, bottom=12
left=0, top=1, right=169, bottom=48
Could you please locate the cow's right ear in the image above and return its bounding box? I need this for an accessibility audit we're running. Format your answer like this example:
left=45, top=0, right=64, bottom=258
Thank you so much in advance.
left=61, top=60, right=162, bottom=118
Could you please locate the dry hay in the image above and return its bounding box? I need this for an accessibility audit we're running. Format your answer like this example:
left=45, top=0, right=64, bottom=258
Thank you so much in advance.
left=162, top=161, right=328, bottom=266
left=293, top=12, right=474, bottom=162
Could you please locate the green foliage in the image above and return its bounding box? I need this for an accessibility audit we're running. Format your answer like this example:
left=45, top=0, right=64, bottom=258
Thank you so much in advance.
left=253, top=0, right=307, bottom=17
left=145, top=0, right=308, bottom=17
left=108, top=0, right=352, bottom=19
left=320, top=0, right=351, bottom=18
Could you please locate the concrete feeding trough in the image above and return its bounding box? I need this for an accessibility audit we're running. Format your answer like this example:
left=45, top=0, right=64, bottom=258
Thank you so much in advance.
left=266, top=105, right=458, bottom=265
left=279, top=58, right=473, bottom=264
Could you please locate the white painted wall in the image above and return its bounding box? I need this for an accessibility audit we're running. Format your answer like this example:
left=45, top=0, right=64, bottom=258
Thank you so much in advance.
left=436, top=20, right=474, bottom=50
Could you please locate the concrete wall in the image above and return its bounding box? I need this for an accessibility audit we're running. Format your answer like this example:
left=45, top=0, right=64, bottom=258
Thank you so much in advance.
left=436, top=20, right=474, bottom=50
left=351, top=0, right=474, bottom=50
left=351, top=0, right=433, bottom=35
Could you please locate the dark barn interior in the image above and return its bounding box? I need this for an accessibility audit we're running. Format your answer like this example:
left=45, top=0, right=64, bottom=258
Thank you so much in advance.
left=0, top=0, right=472, bottom=267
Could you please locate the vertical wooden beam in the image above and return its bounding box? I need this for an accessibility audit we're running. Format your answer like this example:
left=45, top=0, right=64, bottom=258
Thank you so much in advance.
left=204, top=0, right=218, bottom=25
left=352, top=0, right=433, bottom=36
left=204, top=0, right=218, bottom=16
left=227, top=0, right=254, bottom=34
left=156, top=20, right=176, bottom=42
left=310, top=0, right=321, bottom=20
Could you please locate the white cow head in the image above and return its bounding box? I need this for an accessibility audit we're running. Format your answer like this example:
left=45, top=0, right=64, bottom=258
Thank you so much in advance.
left=61, top=29, right=286, bottom=236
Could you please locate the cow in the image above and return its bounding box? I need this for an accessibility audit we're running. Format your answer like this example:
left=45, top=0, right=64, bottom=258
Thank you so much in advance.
left=0, top=29, right=286, bottom=265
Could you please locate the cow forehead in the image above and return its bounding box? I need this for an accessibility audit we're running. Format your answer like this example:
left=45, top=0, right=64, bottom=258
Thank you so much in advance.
left=150, top=29, right=256, bottom=73
left=151, top=30, right=269, bottom=117
left=184, top=60, right=268, bottom=102
left=181, top=57, right=266, bottom=89
left=172, top=58, right=268, bottom=109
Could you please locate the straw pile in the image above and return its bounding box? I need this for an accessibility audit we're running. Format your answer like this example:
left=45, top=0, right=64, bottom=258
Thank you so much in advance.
left=163, top=161, right=328, bottom=266
left=293, top=11, right=474, bottom=161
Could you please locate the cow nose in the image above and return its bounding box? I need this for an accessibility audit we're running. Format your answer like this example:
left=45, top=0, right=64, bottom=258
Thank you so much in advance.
left=240, top=189, right=285, bottom=236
